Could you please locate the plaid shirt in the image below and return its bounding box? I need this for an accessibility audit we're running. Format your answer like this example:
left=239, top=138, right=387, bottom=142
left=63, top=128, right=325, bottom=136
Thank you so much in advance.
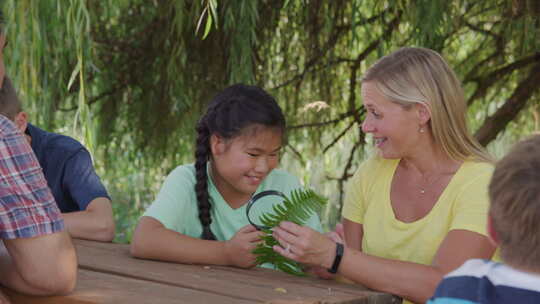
left=0, top=115, right=64, bottom=239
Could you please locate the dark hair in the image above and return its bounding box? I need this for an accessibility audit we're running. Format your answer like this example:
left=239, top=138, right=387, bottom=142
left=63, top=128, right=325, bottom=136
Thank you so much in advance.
left=0, top=76, right=22, bottom=120
left=489, top=135, right=540, bottom=270
left=194, top=84, right=286, bottom=240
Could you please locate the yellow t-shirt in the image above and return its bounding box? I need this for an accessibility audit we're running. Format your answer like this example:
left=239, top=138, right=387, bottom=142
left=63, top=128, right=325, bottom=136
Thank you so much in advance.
left=342, top=156, right=493, bottom=267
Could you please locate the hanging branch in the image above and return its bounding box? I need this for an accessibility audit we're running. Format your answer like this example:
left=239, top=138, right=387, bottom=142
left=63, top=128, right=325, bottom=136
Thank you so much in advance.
left=284, top=143, right=305, bottom=165
left=288, top=107, right=362, bottom=129
left=475, top=63, right=540, bottom=146
left=467, top=52, right=540, bottom=105
left=271, top=8, right=390, bottom=90
left=322, top=118, right=357, bottom=154
left=337, top=136, right=364, bottom=215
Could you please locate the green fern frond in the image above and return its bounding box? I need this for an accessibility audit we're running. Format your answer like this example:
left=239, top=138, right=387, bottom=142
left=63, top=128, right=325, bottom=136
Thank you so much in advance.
left=253, top=188, right=327, bottom=276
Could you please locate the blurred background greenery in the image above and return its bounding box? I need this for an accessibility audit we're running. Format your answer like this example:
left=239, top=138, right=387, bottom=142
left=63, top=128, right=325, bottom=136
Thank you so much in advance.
left=2, top=0, right=539, bottom=242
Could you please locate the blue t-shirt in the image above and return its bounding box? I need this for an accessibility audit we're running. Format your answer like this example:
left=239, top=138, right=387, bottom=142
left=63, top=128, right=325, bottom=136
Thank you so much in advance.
left=26, top=123, right=109, bottom=213
left=428, top=259, right=540, bottom=304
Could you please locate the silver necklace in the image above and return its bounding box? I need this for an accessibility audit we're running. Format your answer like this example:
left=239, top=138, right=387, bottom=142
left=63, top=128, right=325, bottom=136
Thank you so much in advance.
left=419, top=173, right=445, bottom=194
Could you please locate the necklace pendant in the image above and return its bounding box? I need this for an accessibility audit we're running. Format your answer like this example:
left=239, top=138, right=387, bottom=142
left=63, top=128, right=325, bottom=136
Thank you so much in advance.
left=420, top=189, right=425, bottom=194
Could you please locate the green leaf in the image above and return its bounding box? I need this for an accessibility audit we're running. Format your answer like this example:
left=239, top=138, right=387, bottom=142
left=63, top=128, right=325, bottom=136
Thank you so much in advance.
left=67, top=61, right=81, bottom=92
left=195, top=7, right=208, bottom=36
left=253, top=188, right=327, bottom=276
left=202, top=13, right=212, bottom=40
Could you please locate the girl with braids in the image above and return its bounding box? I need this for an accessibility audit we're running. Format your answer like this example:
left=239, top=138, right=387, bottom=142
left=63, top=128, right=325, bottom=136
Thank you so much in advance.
left=130, top=84, right=321, bottom=269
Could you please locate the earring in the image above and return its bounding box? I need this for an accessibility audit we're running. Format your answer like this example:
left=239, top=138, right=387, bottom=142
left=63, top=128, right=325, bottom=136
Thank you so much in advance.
left=419, top=127, right=425, bottom=133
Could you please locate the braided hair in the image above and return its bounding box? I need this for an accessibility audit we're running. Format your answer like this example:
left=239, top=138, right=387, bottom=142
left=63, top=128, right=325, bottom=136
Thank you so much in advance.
left=194, top=84, right=285, bottom=240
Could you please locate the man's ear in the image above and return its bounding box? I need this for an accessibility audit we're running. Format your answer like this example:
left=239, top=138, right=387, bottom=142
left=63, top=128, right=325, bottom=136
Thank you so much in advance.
left=13, top=111, right=28, bottom=133
left=209, top=134, right=226, bottom=156
left=487, top=213, right=500, bottom=247
left=416, top=102, right=431, bottom=126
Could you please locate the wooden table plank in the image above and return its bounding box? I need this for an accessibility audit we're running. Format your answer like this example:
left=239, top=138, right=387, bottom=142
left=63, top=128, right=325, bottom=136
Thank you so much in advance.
left=3, top=269, right=253, bottom=304
left=74, top=239, right=398, bottom=304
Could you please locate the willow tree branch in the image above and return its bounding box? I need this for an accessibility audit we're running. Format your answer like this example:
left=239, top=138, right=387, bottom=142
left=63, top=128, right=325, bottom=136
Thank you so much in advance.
left=475, top=63, right=540, bottom=146
left=322, top=118, right=356, bottom=154
left=58, top=83, right=128, bottom=112
left=288, top=107, right=362, bottom=129
left=285, top=143, right=305, bottom=165
left=271, top=8, right=390, bottom=90
left=337, top=137, right=363, bottom=215
left=467, top=52, right=540, bottom=105
left=348, top=12, right=402, bottom=120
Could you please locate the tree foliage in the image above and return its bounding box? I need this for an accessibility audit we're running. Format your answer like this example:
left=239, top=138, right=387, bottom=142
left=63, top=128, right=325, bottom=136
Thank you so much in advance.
left=3, top=0, right=539, bottom=234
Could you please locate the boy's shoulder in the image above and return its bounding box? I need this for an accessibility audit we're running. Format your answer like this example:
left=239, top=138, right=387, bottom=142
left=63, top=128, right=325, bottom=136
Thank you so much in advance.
left=430, top=259, right=540, bottom=304
left=445, top=259, right=498, bottom=278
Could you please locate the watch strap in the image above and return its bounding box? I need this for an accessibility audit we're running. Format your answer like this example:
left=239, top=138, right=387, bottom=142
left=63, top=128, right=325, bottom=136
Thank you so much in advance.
left=327, top=242, right=344, bottom=274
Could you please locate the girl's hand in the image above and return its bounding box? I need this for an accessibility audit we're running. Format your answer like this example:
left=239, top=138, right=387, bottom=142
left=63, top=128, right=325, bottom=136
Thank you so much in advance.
left=224, top=225, right=264, bottom=268
left=326, top=224, right=345, bottom=245
left=0, top=290, right=11, bottom=304
left=333, top=223, right=345, bottom=244
left=272, top=221, right=336, bottom=269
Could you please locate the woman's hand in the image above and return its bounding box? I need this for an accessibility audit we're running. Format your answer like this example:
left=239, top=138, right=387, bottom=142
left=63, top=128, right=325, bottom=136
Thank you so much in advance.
left=0, top=290, right=11, bottom=304
left=224, top=225, right=264, bottom=268
left=272, top=221, right=336, bottom=269
left=307, top=224, right=346, bottom=279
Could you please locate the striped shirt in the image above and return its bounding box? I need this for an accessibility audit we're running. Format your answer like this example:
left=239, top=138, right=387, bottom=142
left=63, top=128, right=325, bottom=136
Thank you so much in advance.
left=428, top=259, right=540, bottom=304
left=0, top=115, right=64, bottom=239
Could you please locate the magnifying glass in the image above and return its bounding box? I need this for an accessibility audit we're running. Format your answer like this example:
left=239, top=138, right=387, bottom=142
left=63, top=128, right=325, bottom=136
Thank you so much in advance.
left=245, top=190, right=286, bottom=231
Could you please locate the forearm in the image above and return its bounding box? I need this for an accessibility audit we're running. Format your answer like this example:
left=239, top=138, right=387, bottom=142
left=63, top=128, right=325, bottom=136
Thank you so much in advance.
left=0, top=233, right=77, bottom=295
left=337, top=248, right=443, bottom=303
left=131, top=227, right=230, bottom=266
left=0, top=254, right=57, bottom=295
left=62, top=198, right=115, bottom=242
left=0, top=244, right=45, bottom=295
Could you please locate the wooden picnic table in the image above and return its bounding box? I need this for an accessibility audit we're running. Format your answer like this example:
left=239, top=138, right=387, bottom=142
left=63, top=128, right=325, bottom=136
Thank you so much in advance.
left=3, top=239, right=400, bottom=303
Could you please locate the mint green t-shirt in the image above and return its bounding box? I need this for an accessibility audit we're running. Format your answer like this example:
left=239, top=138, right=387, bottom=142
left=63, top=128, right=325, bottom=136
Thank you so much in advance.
left=144, top=164, right=322, bottom=242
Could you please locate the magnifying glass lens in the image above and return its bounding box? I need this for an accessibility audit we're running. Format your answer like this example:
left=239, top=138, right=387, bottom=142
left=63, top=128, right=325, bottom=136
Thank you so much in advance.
left=246, top=190, right=286, bottom=231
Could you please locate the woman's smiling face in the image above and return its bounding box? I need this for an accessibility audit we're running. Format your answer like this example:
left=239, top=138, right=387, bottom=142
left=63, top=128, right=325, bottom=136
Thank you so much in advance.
left=361, top=82, right=423, bottom=159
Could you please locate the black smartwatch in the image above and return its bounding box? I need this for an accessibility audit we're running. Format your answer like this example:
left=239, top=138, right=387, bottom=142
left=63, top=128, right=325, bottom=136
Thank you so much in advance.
left=327, top=242, right=344, bottom=274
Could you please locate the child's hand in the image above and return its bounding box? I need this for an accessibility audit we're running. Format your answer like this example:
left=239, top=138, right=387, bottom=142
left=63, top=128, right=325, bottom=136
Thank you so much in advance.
left=0, top=290, right=11, bottom=304
left=326, top=224, right=344, bottom=245
left=333, top=223, right=345, bottom=244
left=224, top=225, right=264, bottom=268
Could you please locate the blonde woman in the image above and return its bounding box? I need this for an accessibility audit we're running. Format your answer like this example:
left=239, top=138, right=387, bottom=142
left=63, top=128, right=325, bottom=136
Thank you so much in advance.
left=272, top=47, right=496, bottom=304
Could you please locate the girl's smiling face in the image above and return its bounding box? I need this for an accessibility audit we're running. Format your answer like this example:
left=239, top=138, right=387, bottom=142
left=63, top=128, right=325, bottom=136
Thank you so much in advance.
left=210, top=125, right=282, bottom=206
left=361, top=82, right=425, bottom=159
